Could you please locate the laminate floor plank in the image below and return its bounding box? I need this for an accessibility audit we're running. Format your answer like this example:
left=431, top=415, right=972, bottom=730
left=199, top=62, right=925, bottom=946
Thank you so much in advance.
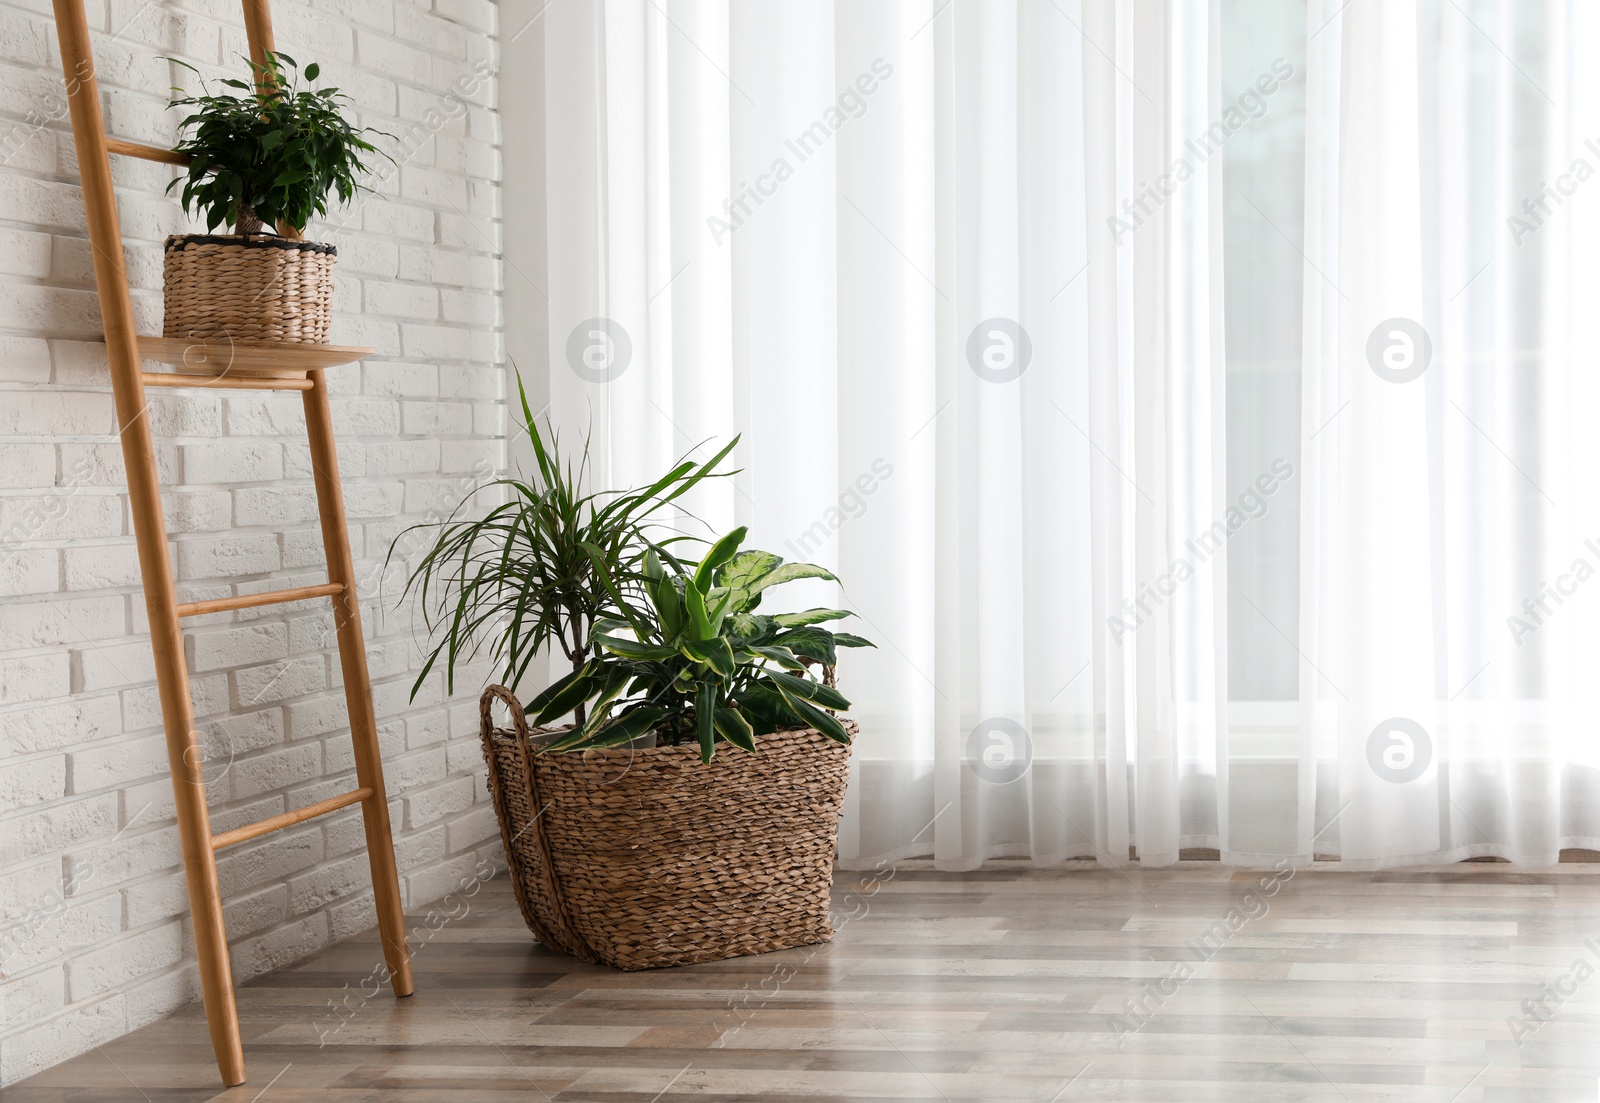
left=4, top=861, right=1599, bottom=1101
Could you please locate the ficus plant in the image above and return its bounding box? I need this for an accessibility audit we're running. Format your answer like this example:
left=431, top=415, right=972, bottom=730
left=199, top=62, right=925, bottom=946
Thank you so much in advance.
left=525, top=527, right=874, bottom=763
left=165, top=52, right=388, bottom=234
left=392, top=378, right=737, bottom=725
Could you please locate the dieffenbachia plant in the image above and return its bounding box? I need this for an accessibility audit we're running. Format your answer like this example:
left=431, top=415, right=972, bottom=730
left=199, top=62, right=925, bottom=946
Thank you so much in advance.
left=525, top=527, right=873, bottom=762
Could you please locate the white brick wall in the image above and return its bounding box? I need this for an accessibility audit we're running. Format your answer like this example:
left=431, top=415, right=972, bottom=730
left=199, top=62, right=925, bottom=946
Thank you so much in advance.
left=0, top=0, right=504, bottom=1085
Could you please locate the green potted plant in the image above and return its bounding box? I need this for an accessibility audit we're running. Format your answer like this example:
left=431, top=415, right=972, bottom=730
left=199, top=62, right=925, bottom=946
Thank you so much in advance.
left=397, top=384, right=872, bottom=969
left=161, top=52, right=385, bottom=344
left=525, top=529, right=871, bottom=759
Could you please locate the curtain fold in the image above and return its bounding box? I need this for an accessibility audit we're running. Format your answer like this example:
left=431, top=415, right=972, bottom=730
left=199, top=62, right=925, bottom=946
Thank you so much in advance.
left=1300, top=0, right=1600, bottom=866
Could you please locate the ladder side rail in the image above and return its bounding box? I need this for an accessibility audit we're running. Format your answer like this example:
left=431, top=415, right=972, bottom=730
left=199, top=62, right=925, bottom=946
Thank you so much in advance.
left=303, top=371, right=415, bottom=996
left=238, top=1, right=304, bottom=241
left=241, top=0, right=277, bottom=77
left=49, top=0, right=246, bottom=1086
left=240, top=0, right=412, bottom=1000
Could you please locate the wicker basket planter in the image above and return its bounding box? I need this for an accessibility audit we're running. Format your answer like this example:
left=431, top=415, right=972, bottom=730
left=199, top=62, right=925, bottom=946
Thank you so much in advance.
left=477, top=685, right=854, bottom=970
left=162, top=233, right=336, bottom=344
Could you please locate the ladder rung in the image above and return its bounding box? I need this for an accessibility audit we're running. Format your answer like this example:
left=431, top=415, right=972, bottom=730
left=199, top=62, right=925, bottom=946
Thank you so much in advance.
left=142, top=372, right=314, bottom=392
left=210, top=787, right=373, bottom=850
left=176, top=582, right=343, bottom=618
left=106, top=137, right=192, bottom=166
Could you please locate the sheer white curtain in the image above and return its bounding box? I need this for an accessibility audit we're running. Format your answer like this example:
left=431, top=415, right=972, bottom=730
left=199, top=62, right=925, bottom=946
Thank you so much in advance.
left=539, top=0, right=1225, bottom=870
left=532, top=0, right=1600, bottom=870
left=1297, top=0, right=1600, bottom=866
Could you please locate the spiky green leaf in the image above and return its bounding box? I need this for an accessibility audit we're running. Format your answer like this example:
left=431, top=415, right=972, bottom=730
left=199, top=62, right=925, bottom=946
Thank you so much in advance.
left=684, top=581, right=712, bottom=641
left=695, top=682, right=718, bottom=763
left=693, top=527, right=746, bottom=593
left=770, top=682, right=853, bottom=743
left=713, top=706, right=757, bottom=752
left=682, top=636, right=736, bottom=677
left=583, top=704, right=668, bottom=749
left=594, top=633, right=678, bottom=662
left=527, top=662, right=601, bottom=726
left=751, top=644, right=807, bottom=671
left=767, top=670, right=851, bottom=711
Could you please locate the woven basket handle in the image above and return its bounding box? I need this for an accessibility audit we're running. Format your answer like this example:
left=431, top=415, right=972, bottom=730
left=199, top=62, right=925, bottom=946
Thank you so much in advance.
left=479, top=683, right=532, bottom=742
left=477, top=685, right=593, bottom=962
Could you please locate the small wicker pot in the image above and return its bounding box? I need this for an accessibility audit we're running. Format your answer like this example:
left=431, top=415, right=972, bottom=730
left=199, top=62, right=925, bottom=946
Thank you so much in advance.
left=478, top=685, right=855, bottom=970
left=162, top=233, right=336, bottom=344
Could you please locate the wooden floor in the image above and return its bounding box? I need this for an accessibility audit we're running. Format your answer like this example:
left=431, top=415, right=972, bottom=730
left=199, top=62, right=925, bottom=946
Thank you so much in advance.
left=5, top=861, right=1600, bottom=1102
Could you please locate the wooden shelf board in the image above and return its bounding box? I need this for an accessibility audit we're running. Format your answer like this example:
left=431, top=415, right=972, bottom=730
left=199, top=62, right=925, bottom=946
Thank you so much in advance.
left=137, top=336, right=375, bottom=376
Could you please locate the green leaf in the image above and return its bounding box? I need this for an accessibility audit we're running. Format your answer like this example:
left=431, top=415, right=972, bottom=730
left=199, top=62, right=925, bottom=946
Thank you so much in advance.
left=751, top=645, right=806, bottom=671
left=725, top=612, right=776, bottom=645
left=572, top=663, right=636, bottom=740
left=713, top=706, right=756, bottom=752
left=682, top=636, right=735, bottom=677
left=304, top=61, right=320, bottom=81
left=693, top=527, right=747, bottom=593
left=718, top=549, right=781, bottom=592
left=771, top=608, right=854, bottom=627
left=527, top=662, right=600, bottom=727
left=695, top=682, right=717, bottom=763
left=833, top=632, right=876, bottom=648
left=767, top=670, right=850, bottom=711
left=684, top=581, right=712, bottom=641
left=749, top=562, right=837, bottom=594
left=734, top=684, right=791, bottom=733
left=595, top=633, right=677, bottom=662
left=578, top=540, right=652, bottom=638
left=584, top=706, right=668, bottom=748
left=651, top=436, right=741, bottom=512
left=704, top=586, right=734, bottom=636
left=770, top=682, right=852, bottom=743
left=773, top=626, right=836, bottom=665
left=545, top=702, right=655, bottom=752
left=260, top=130, right=284, bottom=150
left=648, top=571, right=684, bottom=640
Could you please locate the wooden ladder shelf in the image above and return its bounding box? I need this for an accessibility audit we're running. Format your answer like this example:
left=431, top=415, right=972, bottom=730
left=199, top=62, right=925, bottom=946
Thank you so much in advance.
left=51, top=0, right=413, bottom=1087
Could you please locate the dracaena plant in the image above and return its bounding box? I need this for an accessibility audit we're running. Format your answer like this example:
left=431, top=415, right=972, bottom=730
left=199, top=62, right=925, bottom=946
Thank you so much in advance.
left=166, top=52, right=387, bottom=234
left=525, top=526, right=874, bottom=763
left=391, top=379, right=736, bottom=723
